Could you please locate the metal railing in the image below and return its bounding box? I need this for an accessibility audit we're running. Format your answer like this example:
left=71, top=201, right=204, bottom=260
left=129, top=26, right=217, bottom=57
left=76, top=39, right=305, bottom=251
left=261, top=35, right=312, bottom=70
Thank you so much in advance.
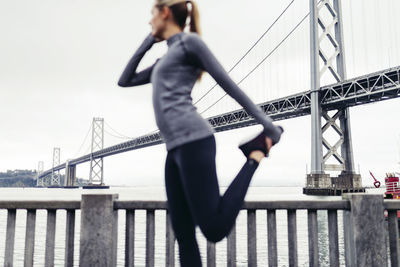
left=0, top=194, right=399, bottom=266
left=0, top=201, right=79, bottom=267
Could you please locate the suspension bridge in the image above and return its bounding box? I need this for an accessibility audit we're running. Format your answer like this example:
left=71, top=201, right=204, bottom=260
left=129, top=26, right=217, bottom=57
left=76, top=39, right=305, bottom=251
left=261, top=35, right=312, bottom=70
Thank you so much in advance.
left=36, top=0, right=400, bottom=195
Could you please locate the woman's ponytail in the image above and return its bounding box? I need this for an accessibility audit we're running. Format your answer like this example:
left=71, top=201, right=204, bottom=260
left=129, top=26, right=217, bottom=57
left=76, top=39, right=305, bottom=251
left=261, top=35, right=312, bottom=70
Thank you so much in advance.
left=189, top=1, right=201, bottom=36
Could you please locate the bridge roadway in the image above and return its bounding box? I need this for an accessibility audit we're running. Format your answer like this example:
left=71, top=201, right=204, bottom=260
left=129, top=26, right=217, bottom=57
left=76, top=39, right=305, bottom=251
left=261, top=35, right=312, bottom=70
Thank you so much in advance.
left=40, top=65, right=400, bottom=178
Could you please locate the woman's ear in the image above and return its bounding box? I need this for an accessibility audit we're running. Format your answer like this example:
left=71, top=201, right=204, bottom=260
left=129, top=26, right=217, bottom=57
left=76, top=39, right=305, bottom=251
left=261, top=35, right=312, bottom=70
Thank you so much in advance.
left=160, top=6, right=171, bottom=20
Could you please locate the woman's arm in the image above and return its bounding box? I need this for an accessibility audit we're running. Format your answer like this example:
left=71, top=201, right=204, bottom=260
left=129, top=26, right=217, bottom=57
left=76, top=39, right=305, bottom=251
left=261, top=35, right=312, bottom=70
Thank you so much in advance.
left=184, top=33, right=282, bottom=144
left=118, top=34, right=157, bottom=87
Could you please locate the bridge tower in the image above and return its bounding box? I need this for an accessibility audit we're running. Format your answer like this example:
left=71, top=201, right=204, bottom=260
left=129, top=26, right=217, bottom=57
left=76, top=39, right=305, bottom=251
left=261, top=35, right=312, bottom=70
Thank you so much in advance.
left=89, top=117, right=105, bottom=186
left=305, top=0, right=363, bottom=194
left=51, top=147, right=61, bottom=186
left=36, top=161, right=44, bottom=187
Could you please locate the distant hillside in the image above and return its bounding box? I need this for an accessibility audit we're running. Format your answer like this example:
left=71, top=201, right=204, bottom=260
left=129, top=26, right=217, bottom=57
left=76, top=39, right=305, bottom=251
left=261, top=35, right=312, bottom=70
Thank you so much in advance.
left=0, top=169, right=88, bottom=187
left=0, top=169, right=37, bottom=187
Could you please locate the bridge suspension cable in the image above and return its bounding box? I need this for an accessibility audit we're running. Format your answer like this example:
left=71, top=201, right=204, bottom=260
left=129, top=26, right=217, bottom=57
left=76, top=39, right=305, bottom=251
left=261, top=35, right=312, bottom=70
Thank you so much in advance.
left=104, top=129, right=129, bottom=140
left=103, top=121, right=162, bottom=141
left=193, top=0, right=296, bottom=106
left=199, top=8, right=311, bottom=115
left=73, top=124, right=92, bottom=157
left=104, top=121, right=133, bottom=140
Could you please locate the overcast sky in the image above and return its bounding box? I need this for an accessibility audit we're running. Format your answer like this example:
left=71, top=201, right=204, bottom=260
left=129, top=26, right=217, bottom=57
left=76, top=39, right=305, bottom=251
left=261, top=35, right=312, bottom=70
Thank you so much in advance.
left=1, top=0, right=399, bottom=187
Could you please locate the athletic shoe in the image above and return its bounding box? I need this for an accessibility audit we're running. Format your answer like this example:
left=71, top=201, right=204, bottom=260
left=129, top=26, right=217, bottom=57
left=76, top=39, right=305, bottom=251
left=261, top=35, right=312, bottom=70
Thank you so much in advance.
left=238, top=130, right=269, bottom=158
left=238, top=126, right=283, bottom=158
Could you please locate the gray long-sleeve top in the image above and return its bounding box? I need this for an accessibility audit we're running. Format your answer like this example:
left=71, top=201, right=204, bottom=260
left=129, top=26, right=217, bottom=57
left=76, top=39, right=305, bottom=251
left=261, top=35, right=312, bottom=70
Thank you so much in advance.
left=118, top=32, right=282, bottom=151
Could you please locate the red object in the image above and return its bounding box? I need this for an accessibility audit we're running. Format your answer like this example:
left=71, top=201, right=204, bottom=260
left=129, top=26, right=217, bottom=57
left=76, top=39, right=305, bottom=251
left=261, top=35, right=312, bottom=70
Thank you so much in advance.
left=369, top=171, right=381, bottom=188
left=385, top=174, right=400, bottom=199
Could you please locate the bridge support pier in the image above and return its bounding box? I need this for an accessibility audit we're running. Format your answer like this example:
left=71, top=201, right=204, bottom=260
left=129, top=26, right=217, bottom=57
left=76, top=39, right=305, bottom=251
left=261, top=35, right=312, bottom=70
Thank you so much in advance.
left=334, top=172, right=362, bottom=188
left=305, top=173, right=331, bottom=188
left=304, top=172, right=365, bottom=196
left=65, top=161, right=76, bottom=187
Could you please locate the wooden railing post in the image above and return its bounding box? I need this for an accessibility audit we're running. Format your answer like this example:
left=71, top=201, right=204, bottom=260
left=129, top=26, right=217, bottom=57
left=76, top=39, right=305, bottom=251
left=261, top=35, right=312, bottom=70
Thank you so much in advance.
left=342, top=207, right=355, bottom=267
left=24, top=209, right=36, bottom=267
left=4, top=209, right=16, bottom=267
left=79, top=194, right=118, bottom=267
left=227, top=223, right=236, bottom=267
left=388, top=209, right=400, bottom=267
left=45, top=209, right=57, bottom=267
left=307, top=209, right=318, bottom=267
left=125, top=209, right=135, bottom=267
left=247, top=209, right=257, bottom=266
left=342, top=194, right=387, bottom=266
left=65, top=209, right=75, bottom=267
left=287, top=209, right=298, bottom=267
left=267, top=209, right=278, bottom=267
left=166, top=210, right=175, bottom=267
left=207, top=241, right=216, bottom=267
left=146, top=209, right=155, bottom=267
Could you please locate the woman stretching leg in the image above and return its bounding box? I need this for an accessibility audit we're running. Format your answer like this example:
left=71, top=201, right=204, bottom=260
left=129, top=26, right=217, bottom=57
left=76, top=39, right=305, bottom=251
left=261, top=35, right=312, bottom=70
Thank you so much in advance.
left=165, top=136, right=261, bottom=265
left=118, top=1, right=283, bottom=265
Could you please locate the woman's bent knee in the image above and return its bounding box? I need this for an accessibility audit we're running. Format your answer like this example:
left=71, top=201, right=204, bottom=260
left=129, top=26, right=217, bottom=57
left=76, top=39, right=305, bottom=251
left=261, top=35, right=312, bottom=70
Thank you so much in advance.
left=199, top=221, right=228, bottom=243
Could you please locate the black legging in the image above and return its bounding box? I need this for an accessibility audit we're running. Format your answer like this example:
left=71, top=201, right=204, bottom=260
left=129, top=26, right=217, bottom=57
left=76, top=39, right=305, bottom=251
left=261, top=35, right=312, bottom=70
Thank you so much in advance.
left=165, top=135, right=259, bottom=266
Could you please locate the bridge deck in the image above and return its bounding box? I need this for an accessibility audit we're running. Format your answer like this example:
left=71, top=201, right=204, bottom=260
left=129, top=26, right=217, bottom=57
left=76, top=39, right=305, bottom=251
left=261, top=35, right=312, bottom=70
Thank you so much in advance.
left=40, top=65, right=400, bottom=177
